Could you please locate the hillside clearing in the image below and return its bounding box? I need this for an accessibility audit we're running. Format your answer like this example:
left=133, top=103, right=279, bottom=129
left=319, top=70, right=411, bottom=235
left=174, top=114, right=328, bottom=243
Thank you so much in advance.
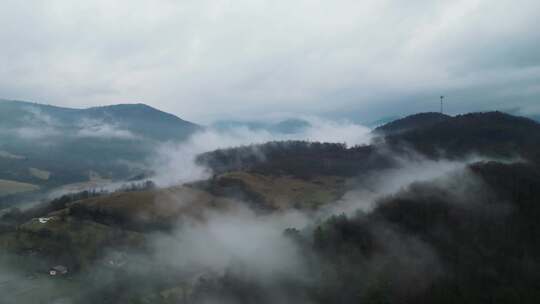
left=29, top=167, right=51, bottom=180
left=0, top=150, right=25, bottom=160
left=0, top=179, right=39, bottom=196
left=215, top=171, right=347, bottom=209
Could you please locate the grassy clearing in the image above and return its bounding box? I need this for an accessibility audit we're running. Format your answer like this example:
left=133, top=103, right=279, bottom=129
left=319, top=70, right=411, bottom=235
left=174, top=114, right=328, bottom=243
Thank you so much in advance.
left=72, top=185, right=237, bottom=226
left=0, top=150, right=25, bottom=160
left=28, top=167, right=51, bottom=180
left=0, top=179, right=39, bottom=196
left=218, top=171, right=347, bottom=209
left=0, top=215, right=145, bottom=269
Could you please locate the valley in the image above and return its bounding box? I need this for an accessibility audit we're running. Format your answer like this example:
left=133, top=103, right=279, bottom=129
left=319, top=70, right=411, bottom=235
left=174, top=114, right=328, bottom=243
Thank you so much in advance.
left=3, top=3, right=540, bottom=302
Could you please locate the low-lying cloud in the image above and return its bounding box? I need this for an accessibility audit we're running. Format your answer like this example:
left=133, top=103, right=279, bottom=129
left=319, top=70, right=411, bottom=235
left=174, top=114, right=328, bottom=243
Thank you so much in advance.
left=324, top=154, right=494, bottom=215
left=150, top=206, right=309, bottom=280
left=151, top=117, right=371, bottom=186
left=75, top=119, right=137, bottom=139
left=11, top=106, right=139, bottom=141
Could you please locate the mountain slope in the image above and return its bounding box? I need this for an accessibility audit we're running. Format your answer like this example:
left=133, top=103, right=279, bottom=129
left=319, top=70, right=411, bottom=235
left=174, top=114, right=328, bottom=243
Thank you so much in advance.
left=0, top=99, right=200, bottom=199
left=374, top=112, right=450, bottom=135
left=384, top=111, right=540, bottom=161
left=0, top=99, right=200, bottom=141
left=80, top=103, right=200, bottom=141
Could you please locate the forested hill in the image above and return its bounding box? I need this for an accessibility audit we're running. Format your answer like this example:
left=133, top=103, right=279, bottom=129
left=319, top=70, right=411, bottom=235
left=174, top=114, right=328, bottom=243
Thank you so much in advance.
left=383, top=111, right=540, bottom=161
left=198, top=111, right=540, bottom=179
left=0, top=99, right=200, bottom=141
left=0, top=99, right=200, bottom=200
left=374, top=112, right=450, bottom=135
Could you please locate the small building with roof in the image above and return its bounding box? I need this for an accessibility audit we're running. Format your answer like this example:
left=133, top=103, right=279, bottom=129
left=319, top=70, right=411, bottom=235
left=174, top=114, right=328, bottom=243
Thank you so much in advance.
left=49, top=265, right=68, bottom=276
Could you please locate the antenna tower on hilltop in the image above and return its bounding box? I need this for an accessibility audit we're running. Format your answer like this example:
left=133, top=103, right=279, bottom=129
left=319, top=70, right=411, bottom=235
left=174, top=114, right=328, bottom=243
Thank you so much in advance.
left=440, top=96, right=444, bottom=114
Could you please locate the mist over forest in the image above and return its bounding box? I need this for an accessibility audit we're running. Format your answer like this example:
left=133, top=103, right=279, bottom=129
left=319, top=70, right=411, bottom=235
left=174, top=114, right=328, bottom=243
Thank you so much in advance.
left=2, top=1, right=540, bottom=303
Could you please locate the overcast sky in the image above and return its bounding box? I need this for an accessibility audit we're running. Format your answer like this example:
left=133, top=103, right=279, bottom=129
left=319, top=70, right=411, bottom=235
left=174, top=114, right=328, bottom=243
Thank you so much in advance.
left=1, top=0, right=539, bottom=123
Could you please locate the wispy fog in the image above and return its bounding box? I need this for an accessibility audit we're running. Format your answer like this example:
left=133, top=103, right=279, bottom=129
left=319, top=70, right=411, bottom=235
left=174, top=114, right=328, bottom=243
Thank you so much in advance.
left=150, top=206, right=309, bottom=279
left=152, top=117, right=371, bottom=186
left=11, top=106, right=139, bottom=140
left=324, top=154, right=493, bottom=215
left=75, top=119, right=137, bottom=139
left=14, top=107, right=62, bottom=140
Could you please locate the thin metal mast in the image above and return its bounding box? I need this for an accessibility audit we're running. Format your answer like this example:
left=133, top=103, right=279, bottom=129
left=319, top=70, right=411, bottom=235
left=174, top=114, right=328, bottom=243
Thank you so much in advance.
left=440, top=96, right=444, bottom=114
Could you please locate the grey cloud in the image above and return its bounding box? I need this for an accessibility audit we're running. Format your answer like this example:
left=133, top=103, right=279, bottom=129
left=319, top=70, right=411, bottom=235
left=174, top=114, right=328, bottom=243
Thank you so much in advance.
left=75, top=119, right=137, bottom=139
left=0, top=0, right=539, bottom=122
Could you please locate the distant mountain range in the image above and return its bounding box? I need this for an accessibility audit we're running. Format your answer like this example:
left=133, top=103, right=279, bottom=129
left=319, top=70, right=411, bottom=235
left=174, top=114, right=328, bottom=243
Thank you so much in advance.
left=0, top=99, right=199, bottom=141
left=0, top=99, right=200, bottom=199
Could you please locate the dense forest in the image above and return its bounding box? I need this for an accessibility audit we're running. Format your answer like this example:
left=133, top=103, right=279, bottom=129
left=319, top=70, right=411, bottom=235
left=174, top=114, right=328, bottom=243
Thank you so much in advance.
left=181, top=160, right=540, bottom=304
left=186, top=112, right=540, bottom=303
